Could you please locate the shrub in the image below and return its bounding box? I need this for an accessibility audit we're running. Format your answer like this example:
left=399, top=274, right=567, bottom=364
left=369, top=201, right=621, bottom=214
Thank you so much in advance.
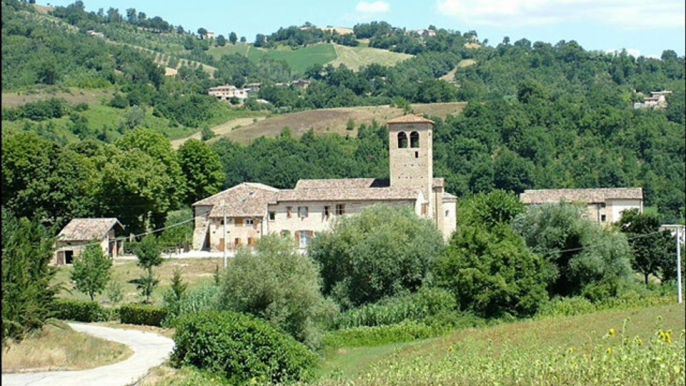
left=50, top=299, right=113, bottom=322
left=119, top=303, right=168, bottom=326
left=172, top=310, right=317, bottom=384
left=323, top=321, right=441, bottom=349
left=163, top=285, right=220, bottom=327
left=334, top=287, right=458, bottom=329
left=221, top=235, right=337, bottom=349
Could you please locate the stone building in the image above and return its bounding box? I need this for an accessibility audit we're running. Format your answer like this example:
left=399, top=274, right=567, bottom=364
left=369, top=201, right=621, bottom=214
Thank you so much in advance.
left=192, top=114, right=457, bottom=251
left=53, top=218, right=125, bottom=265
left=519, top=188, right=643, bottom=224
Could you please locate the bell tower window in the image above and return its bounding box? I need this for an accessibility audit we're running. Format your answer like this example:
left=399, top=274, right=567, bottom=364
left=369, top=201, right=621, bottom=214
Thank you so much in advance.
left=397, top=132, right=408, bottom=148
left=410, top=131, right=419, bottom=148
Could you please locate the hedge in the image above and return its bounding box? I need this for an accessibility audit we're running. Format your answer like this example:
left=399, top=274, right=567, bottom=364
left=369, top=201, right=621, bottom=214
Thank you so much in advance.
left=172, top=310, right=317, bottom=384
left=50, top=299, right=116, bottom=322
left=119, top=304, right=168, bottom=327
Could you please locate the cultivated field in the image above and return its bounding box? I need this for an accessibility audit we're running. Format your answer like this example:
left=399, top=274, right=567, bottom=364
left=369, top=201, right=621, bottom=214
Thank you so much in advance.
left=328, top=44, right=413, bottom=71
left=1, top=321, right=132, bottom=373
left=248, top=44, right=338, bottom=74
left=210, top=102, right=468, bottom=144
left=1, top=88, right=114, bottom=108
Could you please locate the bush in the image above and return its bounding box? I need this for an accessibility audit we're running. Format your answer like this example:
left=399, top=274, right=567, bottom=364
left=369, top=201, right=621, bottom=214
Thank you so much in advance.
left=163, top=285, right=220, bottom=327
left=323, top=321, right=441, bottom=349
left=50, top=299, right=114, bottom=322
left=334, top=287, right=458, bottom=329
left=221, top=235, right=337, bottom=349
left=172, top=310, right=317, bottom=384
left=119, top=303, right=168, bottom=326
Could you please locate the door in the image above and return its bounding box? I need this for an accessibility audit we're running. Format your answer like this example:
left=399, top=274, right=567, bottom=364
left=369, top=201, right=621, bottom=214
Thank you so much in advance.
left=219, top=238, right=225, bottom=252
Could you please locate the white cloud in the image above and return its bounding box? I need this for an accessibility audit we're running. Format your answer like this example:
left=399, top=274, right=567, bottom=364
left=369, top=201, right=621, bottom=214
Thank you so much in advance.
left=355, top=1, right=391, bottom=16
left=436, top=0, right=685, bottom=29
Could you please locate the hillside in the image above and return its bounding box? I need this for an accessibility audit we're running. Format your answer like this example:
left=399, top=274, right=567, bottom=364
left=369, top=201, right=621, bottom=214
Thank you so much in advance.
left=208, top=102, right=467, bottom=144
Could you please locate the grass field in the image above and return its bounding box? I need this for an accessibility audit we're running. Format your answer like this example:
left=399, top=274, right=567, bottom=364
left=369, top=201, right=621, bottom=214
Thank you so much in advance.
left=207, top=43, right=251, bottom=60
left=1, top=321, right=132, bottom=373
left=211, top=102, right=468, bottom=144
left=328, top=44, right=412, bottom=71
left=53, top=258, right=224, bottom=306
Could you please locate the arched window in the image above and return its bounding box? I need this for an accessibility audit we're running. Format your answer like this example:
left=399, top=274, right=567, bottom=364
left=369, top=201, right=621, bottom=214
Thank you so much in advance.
left=397, top=132, right=408, bottom=148
left=410, top=131, right=420, bottom=148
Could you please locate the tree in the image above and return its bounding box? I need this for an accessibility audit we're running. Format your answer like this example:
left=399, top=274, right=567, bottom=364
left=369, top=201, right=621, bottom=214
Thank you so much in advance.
left=133, top=234, right=163, bottom=303
left=177, top=139, right=224, bottom=206
left=197, top=27, right=207, bottom=38
left=2, top=210, right=57, bottom=342
left=215, top=34, right=226, bottom=47
left=434, top=224, right=549, bottom=318
left=309, top=205, right=445, bottom=309
left=618, top=209, right=674, bottom=284
left=221, top=235, right=337, bottom=349
left=229, top=31, right=237, bottom=45
left=460, top=190, right=525, bottom=228
left=71, top=244, right=112, bottom=301
left=240, top=36, right=246, bottom=43
left=513, top=203, right=633, bottom=297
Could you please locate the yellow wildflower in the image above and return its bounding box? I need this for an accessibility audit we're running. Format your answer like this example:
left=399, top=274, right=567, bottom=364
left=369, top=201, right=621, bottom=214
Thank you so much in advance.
left=606, top=347, right=613, bottom=354
left=609, top=328, right=616, bottom=337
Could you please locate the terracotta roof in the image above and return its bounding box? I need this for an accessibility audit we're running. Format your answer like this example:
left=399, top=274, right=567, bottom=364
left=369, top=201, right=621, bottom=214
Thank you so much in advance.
left=277, top=188, right=419, bottom=202
left=295, top=178, right=388, bottom=190
left=58, top=218, right=124, bottom=241
left=386, top=114, right=435, bottom=125
left=520, top=188, right=643, bottom=205
left=198, top=183, right=279, bottom=218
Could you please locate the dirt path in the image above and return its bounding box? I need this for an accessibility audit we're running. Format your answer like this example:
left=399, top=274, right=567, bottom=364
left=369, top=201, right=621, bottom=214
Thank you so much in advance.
left=170, top=116, right=265, bottom=149
left=1, top=323, right=175, bottom=386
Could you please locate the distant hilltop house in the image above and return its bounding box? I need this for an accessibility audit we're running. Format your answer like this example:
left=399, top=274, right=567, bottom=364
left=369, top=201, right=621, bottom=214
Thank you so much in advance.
left=191, top=114, right=457, bottom=252
left=86, top=30, right=105, bottom=38
left=412, top=29, right=436, bottom=37
left=634, top=91, right=672, bottom=109
left=291, top=79, right=311, bottom=90
left=201, top=31, right=215, bottom=40
left=520, top=188, right=643, bottom=224
left=208, top=85, right=250, bottom=101
left=53, top=218, right=125, bottom=265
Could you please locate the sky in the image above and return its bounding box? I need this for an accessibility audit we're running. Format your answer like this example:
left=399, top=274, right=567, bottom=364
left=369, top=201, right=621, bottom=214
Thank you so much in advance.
left=44, top=0, right=685, bottom=58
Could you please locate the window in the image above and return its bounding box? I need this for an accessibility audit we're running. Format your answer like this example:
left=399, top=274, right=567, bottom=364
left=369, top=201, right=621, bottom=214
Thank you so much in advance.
left=335, top=204, right=346, bottom=215
left=445, top=210, right=450, bottom=217
left=601, top=214, right=607, bottom=222
left=421, top=203, right=429, bottom=216
left=287, top=206, right=292, bottom=218
left=235, top=218, right=244, bottom=226
left=269, top=212, right=276, bottom=221
left=397, top=132, right=408, bottom=148
left=324, top=206, right=330, bottom=219
left=415, top=151, right=419, bottom=158
left=234, top=238, right=242, bottom=247
left=410, top=131, right=419, bottom=148
left=245, top=219, right=254, bottom=226
left=297, top=231, right=312, bottom=249
left=248, top=237, right=256, bottom=246
left=298, top=206, right=309, bottom=218
left=600, top=203, right=606, bottom=209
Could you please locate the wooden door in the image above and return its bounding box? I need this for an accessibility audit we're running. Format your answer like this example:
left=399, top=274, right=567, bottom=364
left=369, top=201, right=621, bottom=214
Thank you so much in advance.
left=219, top=238, right=225, bottom=252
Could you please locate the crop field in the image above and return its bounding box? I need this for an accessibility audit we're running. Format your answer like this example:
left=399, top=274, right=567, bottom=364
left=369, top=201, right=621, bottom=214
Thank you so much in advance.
left=212, top=102, right=468, bottom=144
left=315, top=303, right=685, bottom=385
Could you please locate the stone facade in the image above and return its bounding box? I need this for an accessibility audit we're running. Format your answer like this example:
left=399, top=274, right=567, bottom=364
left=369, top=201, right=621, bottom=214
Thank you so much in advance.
left=192, top=115, right=458, bottom=251
left=53, top=218, right=125, bottom=265
left=520, top=188, right=643, bottom=224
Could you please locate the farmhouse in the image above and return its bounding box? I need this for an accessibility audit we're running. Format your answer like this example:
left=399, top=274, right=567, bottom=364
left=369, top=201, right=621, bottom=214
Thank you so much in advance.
left=519, top=188, right=643, bottom=224
left=53, top=218, right=125, bottom=265
left=633, top=90, right=672, bottom=109
left=208, top=85, right=249, bottom=101
left=192, top=115, right=458, bottom=251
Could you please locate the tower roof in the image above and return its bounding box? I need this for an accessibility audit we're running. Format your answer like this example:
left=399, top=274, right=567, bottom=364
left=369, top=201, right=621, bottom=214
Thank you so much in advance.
left=386, top=114, right=434, bottom=125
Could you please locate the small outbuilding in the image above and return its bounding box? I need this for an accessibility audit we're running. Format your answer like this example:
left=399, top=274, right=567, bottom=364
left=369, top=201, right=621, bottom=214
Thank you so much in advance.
left=54, top=218, right=125, bottom=265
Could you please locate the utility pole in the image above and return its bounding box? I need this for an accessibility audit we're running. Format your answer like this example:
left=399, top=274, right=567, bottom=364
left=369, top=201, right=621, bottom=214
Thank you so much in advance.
left=677, top=226, right=682, bottom=304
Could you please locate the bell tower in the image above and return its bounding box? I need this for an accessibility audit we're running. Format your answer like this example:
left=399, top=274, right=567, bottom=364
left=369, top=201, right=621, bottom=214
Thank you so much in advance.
left=387, top=114, right=434, bottom=217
